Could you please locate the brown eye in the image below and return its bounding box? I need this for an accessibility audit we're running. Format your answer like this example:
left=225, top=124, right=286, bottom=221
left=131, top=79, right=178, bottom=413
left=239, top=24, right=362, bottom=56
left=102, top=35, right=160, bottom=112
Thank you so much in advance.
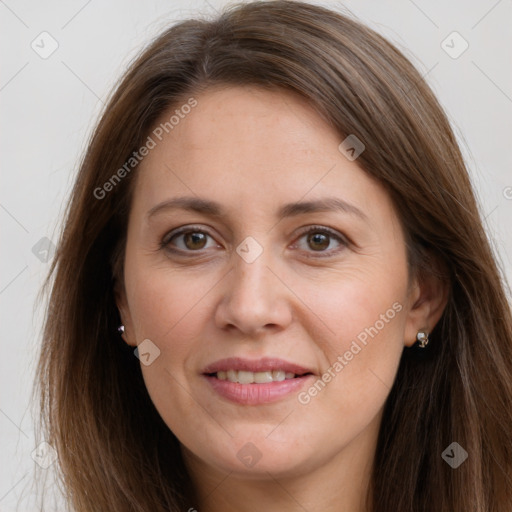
left=293, top=226, right=348, bottom=257
left=307, top=232, right=330, bottom=251
left=163, top=228, right=218, bottom=253
left=183, top=232, right=207, bottom=250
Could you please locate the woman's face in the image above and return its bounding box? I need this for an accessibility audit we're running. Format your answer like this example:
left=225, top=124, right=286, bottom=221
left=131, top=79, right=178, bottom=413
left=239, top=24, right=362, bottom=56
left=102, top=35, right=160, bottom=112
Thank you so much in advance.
left=117, top=85, right=425, bottom=481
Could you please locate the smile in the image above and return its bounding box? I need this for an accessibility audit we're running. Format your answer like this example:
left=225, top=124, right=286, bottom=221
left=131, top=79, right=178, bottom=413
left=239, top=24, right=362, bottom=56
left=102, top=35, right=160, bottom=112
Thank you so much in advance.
left=203, top=372, right=314, bottom=405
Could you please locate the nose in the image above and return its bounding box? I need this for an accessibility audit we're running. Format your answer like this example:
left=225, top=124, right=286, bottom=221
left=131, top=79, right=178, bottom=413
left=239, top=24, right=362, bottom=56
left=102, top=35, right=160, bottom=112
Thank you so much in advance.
left=214, top=246, right=293, bottom=336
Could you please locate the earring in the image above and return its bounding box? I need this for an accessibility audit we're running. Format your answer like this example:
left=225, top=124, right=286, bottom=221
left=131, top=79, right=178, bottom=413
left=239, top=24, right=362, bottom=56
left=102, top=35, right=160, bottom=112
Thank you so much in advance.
left=118, top=324, right=125, bottom=334
left=416, top=330, right=429, bottom=348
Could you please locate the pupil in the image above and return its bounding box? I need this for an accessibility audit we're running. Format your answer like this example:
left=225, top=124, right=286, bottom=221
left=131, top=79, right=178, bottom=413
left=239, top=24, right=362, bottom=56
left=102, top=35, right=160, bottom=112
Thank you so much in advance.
left=185, top=232, right=206, bottom=249
left=308, top=233, right=329, bottom=251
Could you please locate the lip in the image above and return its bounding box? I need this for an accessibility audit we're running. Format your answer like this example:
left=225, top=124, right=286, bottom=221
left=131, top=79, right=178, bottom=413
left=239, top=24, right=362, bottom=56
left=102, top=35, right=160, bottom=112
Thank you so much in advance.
left=201, top=357, right=314, bottom=375
left=203, top=374, right=315, bottom=405
left=201, top=356, right=316, bottom=405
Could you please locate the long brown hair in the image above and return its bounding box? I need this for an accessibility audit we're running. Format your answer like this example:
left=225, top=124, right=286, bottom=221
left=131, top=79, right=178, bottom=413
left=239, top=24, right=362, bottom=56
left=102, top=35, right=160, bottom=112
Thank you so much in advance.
left=35, top=1, right=512, bottom=510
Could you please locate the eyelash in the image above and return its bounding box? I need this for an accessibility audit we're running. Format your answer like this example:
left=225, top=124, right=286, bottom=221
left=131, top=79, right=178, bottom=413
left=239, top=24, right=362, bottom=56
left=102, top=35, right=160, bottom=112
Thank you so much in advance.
left=160, top=224, right=348, bottom=258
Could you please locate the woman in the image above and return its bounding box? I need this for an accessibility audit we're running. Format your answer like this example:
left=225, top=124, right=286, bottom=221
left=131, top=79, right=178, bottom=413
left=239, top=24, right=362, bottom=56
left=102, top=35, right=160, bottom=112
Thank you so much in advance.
left=35, top=1, right=512, bottom=510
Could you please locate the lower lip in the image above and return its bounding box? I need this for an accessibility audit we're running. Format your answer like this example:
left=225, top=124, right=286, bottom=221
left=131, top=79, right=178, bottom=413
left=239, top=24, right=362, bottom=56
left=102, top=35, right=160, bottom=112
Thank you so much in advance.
left=203, top=374, right=314, bottom=405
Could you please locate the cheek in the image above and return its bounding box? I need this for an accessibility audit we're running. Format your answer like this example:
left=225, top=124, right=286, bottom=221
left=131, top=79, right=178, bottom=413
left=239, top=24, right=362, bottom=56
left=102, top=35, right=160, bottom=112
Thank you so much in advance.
left=299, top=262, right=407, bottom=348
left=125, top=267, right=216, bottom=429
left=295, top=267, right=407, bottom=410
left=126, top=261, right=219, bottom=343
left=124, top=263, right=223, bottom=419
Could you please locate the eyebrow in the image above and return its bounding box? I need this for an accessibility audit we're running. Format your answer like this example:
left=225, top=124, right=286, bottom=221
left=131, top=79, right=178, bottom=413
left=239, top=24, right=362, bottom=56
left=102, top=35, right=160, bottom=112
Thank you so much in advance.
left=147, top=196, right=368, bottom=221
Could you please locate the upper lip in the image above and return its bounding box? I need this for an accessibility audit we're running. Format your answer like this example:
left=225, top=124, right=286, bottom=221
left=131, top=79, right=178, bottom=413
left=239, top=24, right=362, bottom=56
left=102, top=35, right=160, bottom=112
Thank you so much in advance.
left=202, top=357, right=315, bottom=376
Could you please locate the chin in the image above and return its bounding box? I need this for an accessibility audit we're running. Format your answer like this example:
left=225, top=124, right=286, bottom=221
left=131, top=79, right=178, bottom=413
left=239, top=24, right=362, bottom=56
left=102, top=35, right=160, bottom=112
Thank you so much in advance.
left=193, top=430, right=320, bottom=479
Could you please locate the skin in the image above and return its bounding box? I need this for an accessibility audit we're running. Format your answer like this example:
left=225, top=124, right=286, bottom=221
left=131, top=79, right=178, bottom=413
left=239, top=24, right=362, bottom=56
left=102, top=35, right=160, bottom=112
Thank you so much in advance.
left=116, top=85, right=447, bottom=512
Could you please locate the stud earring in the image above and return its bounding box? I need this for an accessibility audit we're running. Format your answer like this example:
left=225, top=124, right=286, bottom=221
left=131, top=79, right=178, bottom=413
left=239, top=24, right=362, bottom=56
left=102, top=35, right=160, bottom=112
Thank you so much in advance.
left=118, top=325, right=125, bottom=334
left=416, top=330, right=429, bottom=348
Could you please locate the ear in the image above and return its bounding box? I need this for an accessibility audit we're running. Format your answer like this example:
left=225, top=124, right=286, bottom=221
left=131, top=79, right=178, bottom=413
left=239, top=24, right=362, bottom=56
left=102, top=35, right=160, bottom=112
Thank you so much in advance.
left=114, top=278, right=137, bottom=347
left=403, top=257, right=450, bottom=347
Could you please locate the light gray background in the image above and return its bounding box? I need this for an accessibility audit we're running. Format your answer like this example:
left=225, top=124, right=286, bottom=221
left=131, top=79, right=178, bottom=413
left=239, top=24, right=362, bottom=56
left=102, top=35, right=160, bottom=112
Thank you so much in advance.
left=1, top=0, right=511, bottom=509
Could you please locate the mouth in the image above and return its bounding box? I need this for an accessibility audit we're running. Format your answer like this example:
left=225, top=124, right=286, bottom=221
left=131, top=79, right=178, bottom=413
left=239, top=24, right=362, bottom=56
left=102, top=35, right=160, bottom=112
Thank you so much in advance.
left=201, top=357, right=316, bottom=405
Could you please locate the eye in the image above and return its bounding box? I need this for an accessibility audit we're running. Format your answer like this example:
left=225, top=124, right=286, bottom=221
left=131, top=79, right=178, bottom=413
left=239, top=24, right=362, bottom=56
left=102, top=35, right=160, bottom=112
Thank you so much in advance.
left=161, top=226, right=219, bottom=253
left=160, top=224, right=348, bottom=257
left=292, top=225, right=348, bottom=256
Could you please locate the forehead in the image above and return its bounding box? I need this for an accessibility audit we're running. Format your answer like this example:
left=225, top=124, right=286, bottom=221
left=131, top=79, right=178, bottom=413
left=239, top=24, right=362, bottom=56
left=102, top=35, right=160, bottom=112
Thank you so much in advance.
left=131, top=85, right=398, bottom=231
left=158, top=85, right=338, bottom=164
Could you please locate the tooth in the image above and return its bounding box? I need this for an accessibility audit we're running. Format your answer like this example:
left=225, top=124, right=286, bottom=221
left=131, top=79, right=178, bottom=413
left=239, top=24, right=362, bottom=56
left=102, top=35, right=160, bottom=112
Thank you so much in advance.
left=272, top=370, right=286, bottom=381
left=227, top=369, right=238, bottom=382
left=254, top=371, right=274, bottom=383
left=237, top=370, right=255, bottom=384
left=218, top=369, right=299, bottom=383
